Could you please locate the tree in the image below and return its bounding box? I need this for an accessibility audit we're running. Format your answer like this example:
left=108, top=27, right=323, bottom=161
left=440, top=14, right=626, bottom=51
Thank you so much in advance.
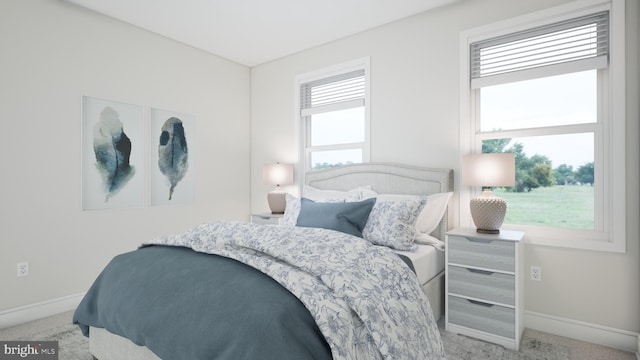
left=312, top=161, right=354, bottom=171
left=508, top=143, right=527, bottom=167
left=554, top=164, right=575, bottom=185
left=507, top=144, right=553, bottom=192
left=482, top=139, right=557, bottom=192
left=482, top=138, right=511, bottom=154
left=576, top=162, right=594, bottom=185
left=515, top=169, right=533, bottom=192
left=530, top=162, right=554, bottom=187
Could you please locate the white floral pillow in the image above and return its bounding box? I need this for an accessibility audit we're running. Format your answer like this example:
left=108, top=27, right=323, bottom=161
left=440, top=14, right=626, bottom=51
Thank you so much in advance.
left=362, top=196, right=427, bottom=251
left=363, top=192, right=453, bottom=237
left=282, top=193, right=302, bottom=227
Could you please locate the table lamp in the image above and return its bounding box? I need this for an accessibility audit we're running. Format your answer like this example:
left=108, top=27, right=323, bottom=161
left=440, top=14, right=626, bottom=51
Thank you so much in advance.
left=263, top=163, right=294, bottom=214
left=463, top=153, right=516, bottom=233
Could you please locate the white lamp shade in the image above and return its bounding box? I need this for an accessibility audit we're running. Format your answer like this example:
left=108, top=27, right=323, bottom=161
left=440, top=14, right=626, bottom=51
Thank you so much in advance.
left=463, top=153, right=515, bottom=187
left=263, top=163, right=294, bottom=186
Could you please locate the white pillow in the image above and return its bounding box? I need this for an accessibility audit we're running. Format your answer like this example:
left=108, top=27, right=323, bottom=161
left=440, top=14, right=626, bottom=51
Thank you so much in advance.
left=359, top=187, right=378, bottom=199
left=415, top=233, right=445, bottom=251
left=416, top=192, right=453, bottom=235
left=367, top=194, right=414, bottom=201
left=303, top=185, right=370, bottom=201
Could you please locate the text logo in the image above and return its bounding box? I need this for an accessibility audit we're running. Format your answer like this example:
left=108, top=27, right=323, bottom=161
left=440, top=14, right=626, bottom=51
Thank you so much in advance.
left=0, top=341, right=58, bottom=360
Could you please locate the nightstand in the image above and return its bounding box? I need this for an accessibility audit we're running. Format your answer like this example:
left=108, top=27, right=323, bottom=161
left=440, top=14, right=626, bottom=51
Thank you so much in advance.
left=250, top=213, right=283, bottom=225
left=445, top=228, right=525, bottom=351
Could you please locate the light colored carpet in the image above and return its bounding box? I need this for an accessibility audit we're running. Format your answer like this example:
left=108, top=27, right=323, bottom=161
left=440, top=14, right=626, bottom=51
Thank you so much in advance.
left=0, top=311, right=635, bottom=360
left=0, top=312, right=91, bottom=360
left=440, top=326, right=568, bottom=360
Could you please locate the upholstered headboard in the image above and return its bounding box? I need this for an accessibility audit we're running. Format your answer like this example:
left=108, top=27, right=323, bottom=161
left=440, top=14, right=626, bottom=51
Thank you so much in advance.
left=305, top=163, right=454, bottom=241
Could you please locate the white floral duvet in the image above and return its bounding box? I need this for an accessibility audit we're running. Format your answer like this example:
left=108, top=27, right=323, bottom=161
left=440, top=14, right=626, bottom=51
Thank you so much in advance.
left=144, top=221, right=445, bottom=360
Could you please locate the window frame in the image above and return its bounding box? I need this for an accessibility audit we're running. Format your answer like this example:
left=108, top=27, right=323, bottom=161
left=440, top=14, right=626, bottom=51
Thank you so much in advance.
left=459, top=0, right=625, bottom=252
left=295, top=58, right=371, bottom=181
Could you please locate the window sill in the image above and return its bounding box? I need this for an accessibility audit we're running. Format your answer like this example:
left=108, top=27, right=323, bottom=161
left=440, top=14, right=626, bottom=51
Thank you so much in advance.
left=501, top=224, right=625, bottom=253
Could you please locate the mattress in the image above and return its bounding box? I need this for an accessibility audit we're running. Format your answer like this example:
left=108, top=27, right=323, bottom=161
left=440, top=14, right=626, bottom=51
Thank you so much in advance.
left=393, top=244, right=445, bottom=285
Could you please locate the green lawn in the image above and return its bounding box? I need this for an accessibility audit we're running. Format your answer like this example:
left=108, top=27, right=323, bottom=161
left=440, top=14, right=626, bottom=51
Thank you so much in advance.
left=493, top=185, right=594, bottom=229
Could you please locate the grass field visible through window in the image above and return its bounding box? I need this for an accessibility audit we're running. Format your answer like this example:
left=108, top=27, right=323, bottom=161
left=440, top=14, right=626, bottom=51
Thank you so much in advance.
left=494, top=186, right=594, bottom=229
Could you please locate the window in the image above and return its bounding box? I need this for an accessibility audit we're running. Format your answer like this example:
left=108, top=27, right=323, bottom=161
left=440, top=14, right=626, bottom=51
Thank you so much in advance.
left=297, top=58, right=370, bottom=172
left=460, top=0, right=625, bottom=252
left=480, top=70, right=598, bottom=231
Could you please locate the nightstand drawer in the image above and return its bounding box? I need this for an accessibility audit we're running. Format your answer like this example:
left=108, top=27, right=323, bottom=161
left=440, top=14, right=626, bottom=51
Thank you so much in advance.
left=447, top=235, right=515, bottom=272
left=448, top=266, right=515, bottom=306
left=251, top=214, right=282, bottom=225
left=448, top=295, right=515, bottom=339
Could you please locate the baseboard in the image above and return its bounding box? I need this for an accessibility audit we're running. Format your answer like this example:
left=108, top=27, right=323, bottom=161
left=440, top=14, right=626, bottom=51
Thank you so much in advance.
left=525, top=311, right=639, bottom=354
left=0, top=292, right=85, bottom=330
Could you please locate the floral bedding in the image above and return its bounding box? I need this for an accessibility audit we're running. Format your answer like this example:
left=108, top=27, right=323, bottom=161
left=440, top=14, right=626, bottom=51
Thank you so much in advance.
left=144, top=221, right=445, bottom=360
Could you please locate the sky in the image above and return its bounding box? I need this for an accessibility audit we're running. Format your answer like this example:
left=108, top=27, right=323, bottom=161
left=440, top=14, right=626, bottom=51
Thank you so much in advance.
left=481, top=70, right=597, bottom=169
left=504, top=133, right=593, bottom=169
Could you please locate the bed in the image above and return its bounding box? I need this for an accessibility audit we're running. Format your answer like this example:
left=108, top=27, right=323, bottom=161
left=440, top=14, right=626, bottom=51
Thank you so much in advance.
left=74, top=162, right=453, bottom=360
left=304, top=162, right=453, bottom=322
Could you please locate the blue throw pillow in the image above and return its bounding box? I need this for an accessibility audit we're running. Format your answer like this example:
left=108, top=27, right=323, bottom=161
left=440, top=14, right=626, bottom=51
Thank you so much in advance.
left=296, top=197, right=376, bottom=238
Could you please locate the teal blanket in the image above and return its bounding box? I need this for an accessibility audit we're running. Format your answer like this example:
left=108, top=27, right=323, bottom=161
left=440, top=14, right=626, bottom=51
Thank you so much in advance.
left=73, top=245, right=332, bottom=360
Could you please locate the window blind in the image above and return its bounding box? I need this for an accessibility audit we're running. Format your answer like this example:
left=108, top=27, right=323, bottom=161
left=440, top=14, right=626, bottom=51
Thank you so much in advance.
left=471, top=11, right=609, bottom=88
left=300, top=69, right=365, bottom=116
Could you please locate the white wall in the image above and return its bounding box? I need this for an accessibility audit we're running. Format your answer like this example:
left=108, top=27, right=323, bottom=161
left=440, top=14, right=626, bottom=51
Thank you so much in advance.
left=0, top=0, right=251, bottom=311
left=251, top=0, right=639, bottom=335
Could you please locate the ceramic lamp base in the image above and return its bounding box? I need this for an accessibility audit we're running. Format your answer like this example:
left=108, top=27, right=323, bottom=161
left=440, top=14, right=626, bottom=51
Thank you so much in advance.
left=267, top=191, right=286, bottom=214
left=470, top=193, right=507, bottom=233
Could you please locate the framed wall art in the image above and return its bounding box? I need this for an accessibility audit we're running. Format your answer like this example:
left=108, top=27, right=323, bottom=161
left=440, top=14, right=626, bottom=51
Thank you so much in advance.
left=150, top=108, right=196, bottom=206
left=81, top=96, right=144, bottom=210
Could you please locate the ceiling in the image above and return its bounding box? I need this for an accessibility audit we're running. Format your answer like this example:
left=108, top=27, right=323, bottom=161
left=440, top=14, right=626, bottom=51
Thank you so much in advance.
left=65, top=0, right=457, bottom=67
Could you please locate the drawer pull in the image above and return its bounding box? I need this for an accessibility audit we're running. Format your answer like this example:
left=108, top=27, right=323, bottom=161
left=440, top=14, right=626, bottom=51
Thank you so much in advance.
left=467, top=299, right=494, bottom=307
left=467, top=268, right=495, bottom=275
left=467, top=238, right=494, bottom=244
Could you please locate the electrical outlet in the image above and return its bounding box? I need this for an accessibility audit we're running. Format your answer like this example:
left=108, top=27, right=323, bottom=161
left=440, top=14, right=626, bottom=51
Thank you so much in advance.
left=530, top=266, right=541, bottom=281
left=17, top=262, right=29, bottom=277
